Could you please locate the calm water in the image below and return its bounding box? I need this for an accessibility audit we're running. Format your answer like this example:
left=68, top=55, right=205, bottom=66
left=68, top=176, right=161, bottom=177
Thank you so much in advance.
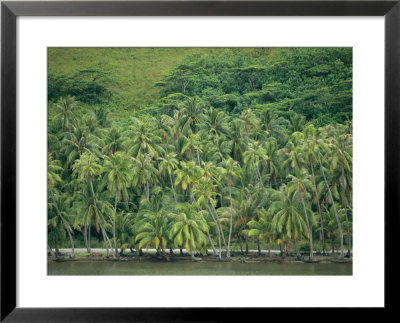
left=48, top=261, right=352, bottom=276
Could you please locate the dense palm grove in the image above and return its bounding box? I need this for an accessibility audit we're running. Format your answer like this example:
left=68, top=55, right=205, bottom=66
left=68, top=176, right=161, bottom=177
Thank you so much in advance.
left=48, top=48, right=352, bottom=261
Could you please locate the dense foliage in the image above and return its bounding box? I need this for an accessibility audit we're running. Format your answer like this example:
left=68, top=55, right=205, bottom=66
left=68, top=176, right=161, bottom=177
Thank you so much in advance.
left=48, top=48, right=352, bottom=260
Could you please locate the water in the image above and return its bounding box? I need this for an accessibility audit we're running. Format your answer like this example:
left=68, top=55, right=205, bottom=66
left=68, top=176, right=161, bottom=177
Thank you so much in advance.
left=48, top=261, right=352, bottom=276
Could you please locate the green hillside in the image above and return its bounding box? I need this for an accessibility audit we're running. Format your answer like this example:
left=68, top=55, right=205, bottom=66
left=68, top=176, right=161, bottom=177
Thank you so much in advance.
left=48, top=48, right=203, bottom=112
left=48, top=48, right=353, bottom=262
left=48, top=47, right=351, bottom=124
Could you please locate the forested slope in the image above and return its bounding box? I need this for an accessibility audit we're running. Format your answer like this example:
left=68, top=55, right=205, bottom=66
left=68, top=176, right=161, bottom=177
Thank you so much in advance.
left=48, top=48, right=352, bottom=260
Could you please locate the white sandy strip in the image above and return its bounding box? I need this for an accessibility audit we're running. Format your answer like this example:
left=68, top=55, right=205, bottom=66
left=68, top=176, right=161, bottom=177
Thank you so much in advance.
left=52, top=248, right=281, bottom=255
left=51, top=248, right=345, bottom=255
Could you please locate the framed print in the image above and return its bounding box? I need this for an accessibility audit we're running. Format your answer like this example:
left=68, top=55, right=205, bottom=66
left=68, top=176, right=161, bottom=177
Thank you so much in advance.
left=1, top=0, right=398, bottom=321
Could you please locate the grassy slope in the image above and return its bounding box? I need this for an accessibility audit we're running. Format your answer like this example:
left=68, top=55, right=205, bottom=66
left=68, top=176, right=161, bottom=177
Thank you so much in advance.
left=48, top=48, right=204, bottom=116
left=48, top=48, right=281, bottom=119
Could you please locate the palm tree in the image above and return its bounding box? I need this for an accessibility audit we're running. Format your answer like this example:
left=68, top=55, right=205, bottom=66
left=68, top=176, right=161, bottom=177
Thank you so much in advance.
left=182, top=133, right=202, bottom=164
left=72, top=152, right=113, bottom=256
left=289, top=113, right=306, bottom=132
left=243, top=141, right=265, bottom=187
left=131, top=154, right=158, bottom=200
left=61, top=122, right=102, bottom=167
left=102, top=126, right=126, bottom=156
left=329, top=133, right=352, bottom=256
left=169, top=203, right=209, bottom=260
left=193, top=177, right=227, bottom=260
left=48, top=192, right=75, bottom=258
left=126, top=117, right=165, bottom=159
left=199, top=107, right=229, bottom=140
left=248, top=208, right=274, bottom=258
left=174, top=161, right=203, bottom=200
left=115, top=210, right=136, bottom=255
left=228, top=119, right=246, bottom=163
left=322, top=202, right=348, bottom=256
left=271, top=188, right=308, bottom=260
left=263, top=141, right=280, bottom=188
left=155, top=114, right=174, bottom=146
left=240, top=109, right=259, bottom=144
left=287, top=170, right=316, bottom=260
left=260, top=109, right=290, bottom=142
left=48, top=153, right=75, bottom=257
left=158, top=153, right=179, bottom=202
left=102, top=151, right=132, bottom=257
left=303, top=125, right=327, bottom=254
left=56, top=96, right=77, bottom=131
left=220, top=157, right=241, bottom=258
left=317, top=138, right=345, bottom=259
left=134, top=188, right=172, bottom=259
left=178, top=97, right=204, bottom=135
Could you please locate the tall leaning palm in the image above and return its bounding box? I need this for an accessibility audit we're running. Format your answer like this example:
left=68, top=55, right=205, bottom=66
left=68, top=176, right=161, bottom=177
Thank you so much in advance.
left=220, top=157, right=241, bottom=258
left=317, top=136, right=345, bottom=259
left=193, top=177, right=227, bottom=260
left=48, top=154, right=75, bottom=257
left=303, top=125, right=327, bottom=255
left=72, top=152, right=113, bottom=257
left=287, top=170, right=315, bottom=260
left=102, top=151, right=132, bottom=257
left=329, top=133, right=352, bottom=257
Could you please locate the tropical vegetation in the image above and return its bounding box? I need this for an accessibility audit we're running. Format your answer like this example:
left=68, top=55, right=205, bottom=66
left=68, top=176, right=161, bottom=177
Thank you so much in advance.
left=48, top=48, right=352, bottom=261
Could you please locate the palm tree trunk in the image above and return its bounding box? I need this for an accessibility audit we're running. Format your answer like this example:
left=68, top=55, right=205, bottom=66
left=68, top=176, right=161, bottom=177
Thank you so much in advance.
left=310, top=159, right=326, bottom=255
left=267, top=238, right=271, bottom=258
left=215, top=226, right=222, bottom=260
left=300, top=194, right=313, bottom=260
left=257, top=239, right=261, bottom=256
left=83, top=222, right=90, bottom=253
left=51, top=193, right=75, bottom=258
left=341, top=165, right=352, bottom=257
left=89, top=179, right=112, bottom=257
left=189, top=235, right=201, bottom=260
left=169, top=172, right=177, bottom=203
left=54, top=237, right=60, bottom=256
left=48, top=244, right=57, bottom=260
left=207, top=232, right=217, bottom=256
left=210, top=203, right=228, bottom=249
left=318, top=153, right=344, bottom=259
left=245, top=235, right=249, bottom=255
left=113, top=189, right=119, bottom=257
left=196, top=149, right=201, bottom=166
left=146, top=181, right=150, bottom=200
left=88, top=225, right=91, bottom=251
left=256, top=164, right=264, bottom=188
left=206, top=203, right=222, bottom=259
left=293, top=238, right=302, bottom=260
left=238, top=235, right=244, bottom=254
left=227, top=183, right=234, bottom=258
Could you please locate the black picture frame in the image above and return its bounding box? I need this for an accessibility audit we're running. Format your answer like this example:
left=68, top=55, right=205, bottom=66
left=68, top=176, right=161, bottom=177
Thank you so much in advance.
left=1, top=0, right=398, bottom=321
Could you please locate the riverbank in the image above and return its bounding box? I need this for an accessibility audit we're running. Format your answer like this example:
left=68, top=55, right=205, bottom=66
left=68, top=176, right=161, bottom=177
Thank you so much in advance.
left=49, top=248, right=352, bottom=264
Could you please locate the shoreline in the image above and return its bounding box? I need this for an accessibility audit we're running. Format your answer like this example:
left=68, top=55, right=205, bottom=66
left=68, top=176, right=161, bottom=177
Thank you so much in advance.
left=49, top=248, right=352, bottom=264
